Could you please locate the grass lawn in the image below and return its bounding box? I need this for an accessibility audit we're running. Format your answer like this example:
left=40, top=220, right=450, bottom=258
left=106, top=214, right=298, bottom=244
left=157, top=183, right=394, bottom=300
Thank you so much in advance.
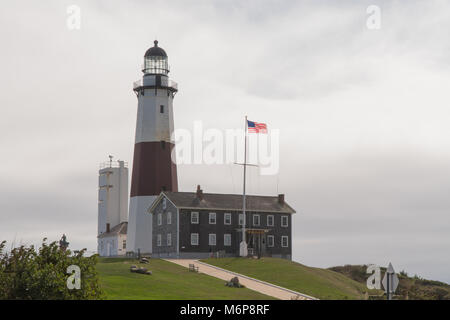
left=201, top=257, right=373, bottom=300
left=96, top=258, right=275, bottom=300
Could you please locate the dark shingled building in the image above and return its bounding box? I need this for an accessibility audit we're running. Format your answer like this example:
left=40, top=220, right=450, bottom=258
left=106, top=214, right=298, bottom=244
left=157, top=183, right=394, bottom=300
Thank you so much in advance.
left=148, top=185, right=296, bottom=259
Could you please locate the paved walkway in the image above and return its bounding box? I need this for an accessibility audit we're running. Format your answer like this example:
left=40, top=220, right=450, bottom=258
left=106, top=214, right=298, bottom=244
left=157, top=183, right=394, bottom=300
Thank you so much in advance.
left=164, top=259, right=317, bottom=300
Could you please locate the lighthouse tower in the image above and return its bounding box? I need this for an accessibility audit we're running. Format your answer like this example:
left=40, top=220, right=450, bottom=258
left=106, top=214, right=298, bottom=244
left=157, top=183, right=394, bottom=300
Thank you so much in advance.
left=126, top=41, right=178, bottom=254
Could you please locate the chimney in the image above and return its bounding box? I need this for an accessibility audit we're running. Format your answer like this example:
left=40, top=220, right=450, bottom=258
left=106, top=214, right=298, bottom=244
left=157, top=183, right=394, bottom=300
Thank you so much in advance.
left=196, top=185, right=203, bottom=200
left=106, top=223, right=110, bottom=233
left=278, top=194, right=285, bottom=205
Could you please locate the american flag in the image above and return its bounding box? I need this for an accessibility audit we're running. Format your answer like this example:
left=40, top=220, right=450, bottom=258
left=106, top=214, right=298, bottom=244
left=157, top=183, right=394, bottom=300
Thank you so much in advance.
left=247, top=120, right=267, bottom=133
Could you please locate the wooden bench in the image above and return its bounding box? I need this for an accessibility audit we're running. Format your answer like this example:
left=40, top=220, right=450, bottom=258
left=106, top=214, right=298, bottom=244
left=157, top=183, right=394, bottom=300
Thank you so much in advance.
left=189, top=264, right=199, bottom=272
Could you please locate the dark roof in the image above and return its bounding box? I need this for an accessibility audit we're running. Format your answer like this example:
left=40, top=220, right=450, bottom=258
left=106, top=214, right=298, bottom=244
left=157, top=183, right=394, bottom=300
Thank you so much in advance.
left=97, top=222, right=128, bottom=239
left=156, top=192, right=296, bottom=214
left=144, top=40, right=167, bottom=57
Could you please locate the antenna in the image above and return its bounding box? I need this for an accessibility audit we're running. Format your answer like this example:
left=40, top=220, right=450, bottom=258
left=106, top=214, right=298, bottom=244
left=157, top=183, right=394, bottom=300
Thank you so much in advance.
left=108, top=155, right=113, bottom=168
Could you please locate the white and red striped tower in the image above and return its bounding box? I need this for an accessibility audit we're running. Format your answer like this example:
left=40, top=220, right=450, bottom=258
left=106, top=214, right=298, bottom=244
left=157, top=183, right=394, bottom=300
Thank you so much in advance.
left=126, top=40, right=178, bottom=254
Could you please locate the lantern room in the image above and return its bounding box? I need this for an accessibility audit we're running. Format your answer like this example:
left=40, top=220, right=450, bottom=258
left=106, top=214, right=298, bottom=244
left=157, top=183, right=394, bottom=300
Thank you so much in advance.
left=142, top=40, right=169, bottom=75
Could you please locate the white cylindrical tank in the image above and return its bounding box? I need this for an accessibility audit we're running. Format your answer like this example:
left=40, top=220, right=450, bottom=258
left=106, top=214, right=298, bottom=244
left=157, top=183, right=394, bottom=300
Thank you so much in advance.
left=98, top=160, right=129, bottom=236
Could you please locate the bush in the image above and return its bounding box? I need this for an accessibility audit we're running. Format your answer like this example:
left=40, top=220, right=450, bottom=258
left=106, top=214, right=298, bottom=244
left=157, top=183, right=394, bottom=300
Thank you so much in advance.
left=0, top=239, right=104, bottom=300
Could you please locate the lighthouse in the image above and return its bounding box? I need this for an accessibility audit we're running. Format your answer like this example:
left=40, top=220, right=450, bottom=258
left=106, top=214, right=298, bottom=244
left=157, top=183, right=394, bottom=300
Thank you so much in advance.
left=126, top=40, right=179, bottom=254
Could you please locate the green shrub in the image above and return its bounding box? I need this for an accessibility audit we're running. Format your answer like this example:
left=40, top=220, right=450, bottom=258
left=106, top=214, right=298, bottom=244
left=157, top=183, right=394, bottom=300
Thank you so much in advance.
left=0, top=239, right=104, bottom=300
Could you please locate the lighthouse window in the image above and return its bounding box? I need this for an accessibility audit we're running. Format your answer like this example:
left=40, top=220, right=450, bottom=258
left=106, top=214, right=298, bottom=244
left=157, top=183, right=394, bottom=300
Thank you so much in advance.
left=160, top=105, right=164, bottom=113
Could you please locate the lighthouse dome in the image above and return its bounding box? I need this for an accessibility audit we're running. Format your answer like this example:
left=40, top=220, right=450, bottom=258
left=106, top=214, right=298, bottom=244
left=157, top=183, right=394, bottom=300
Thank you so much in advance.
left=143, top=40, right=169, bottom=75
left=144, top=40, right=167, bottom=57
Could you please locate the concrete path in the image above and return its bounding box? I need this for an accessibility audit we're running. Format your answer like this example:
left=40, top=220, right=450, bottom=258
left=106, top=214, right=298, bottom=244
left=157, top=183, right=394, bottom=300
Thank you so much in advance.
left=164, top=259, right=317, bottom=300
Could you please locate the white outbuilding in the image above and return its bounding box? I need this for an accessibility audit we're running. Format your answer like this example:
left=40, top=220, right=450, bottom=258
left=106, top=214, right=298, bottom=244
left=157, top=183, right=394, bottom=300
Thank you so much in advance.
left=97, top=222, right=128, bottom=257
left=97, top=157, right=129, bottom=256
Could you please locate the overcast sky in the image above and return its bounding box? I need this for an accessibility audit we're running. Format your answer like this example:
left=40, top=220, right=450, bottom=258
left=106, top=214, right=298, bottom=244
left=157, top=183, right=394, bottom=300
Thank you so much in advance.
left=1, top=0, right=450, bottom=283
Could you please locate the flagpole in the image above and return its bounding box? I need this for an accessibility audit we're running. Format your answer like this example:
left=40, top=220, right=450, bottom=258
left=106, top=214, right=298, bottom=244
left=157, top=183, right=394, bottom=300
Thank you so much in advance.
left=243, top=115, right=248, bottom=247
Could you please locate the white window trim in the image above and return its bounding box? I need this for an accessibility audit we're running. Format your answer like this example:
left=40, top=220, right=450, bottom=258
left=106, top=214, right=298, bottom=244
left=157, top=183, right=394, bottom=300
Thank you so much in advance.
left=224, top=213, right=232, bottom=225
left=281, top=215, right=289, bottom=227
left=191, top=212, right=199, bottom=224
left=267, top=235, right=274, bottom=247
left=239, top=214, right=244, bottom=226
left=253, top=214, right=260, bottom=226
left=191, top=233, right=199, bottom=246
left=209, top=233, right=216, bottom=246
left=281, top=236, right=289, bottom=247
left=224, top=234, right=231, bottom=246
left=267, top=215, right=274, bottom=227
left=162, top=198, right=167, bottom=210
left=209, top=212, right=216, bottom=224
left=157, top=213, right=162, bottom=226
left=167, top=211, right=172, bottom=225
left=157, top=234, right=162, bottom=247
left=167, top=233, right=172, bottom=246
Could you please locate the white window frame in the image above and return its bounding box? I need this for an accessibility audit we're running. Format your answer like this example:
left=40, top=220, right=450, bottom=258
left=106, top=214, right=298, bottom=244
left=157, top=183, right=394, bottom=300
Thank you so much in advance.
left=238, top=214, right=244, bottom=226
left=191, top=233, right=199, bottom=246
left=267, top=215, right=274, bottom=227
left=281, top=236, right=289, bottom=248
left=191, top=212, right=199, bottom=224
left=209, top=212, right=216, bottom=224
left=209, top=233, right=216, bottom=246
left=157, top=213, right=162, bottom=226
left=167, top=211, right=172, bottom=225
left=167, top=233, right=172, bottom=246
left=267, top=235, right=274, bottom=247
left=224, top=213, right=232, bottom=225
left=122, top=239, right=126, bottom=249
left=253, top=214, right=260, bottom=226
left=281, top=215, right=289, bottom=227
left=224, top=234, right=231, bottom=246
left=162, top=198, right=167, bottom=210
left=157, top=234, right=162, bottom=247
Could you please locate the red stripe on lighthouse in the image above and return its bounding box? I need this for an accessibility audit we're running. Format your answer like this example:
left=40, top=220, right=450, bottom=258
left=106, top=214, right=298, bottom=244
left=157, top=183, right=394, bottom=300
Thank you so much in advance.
left=130, top=141, right=178, bottom=197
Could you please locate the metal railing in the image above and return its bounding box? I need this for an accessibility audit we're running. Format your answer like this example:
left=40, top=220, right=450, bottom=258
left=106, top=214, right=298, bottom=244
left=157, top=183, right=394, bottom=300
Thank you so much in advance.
left=99, top=161, right=128, bottom=170
left=133, top=78, right=178, bottom=90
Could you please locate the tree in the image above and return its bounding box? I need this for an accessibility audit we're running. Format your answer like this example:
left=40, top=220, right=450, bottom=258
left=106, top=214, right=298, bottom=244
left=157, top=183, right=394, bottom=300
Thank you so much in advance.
left=0, top=238, right=104, bottom=299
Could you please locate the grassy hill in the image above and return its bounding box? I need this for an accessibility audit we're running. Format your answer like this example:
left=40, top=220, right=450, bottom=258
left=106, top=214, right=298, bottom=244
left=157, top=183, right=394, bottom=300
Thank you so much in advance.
left=96, top=258, right=274, bottom=300
left=329, top=265, right=450, bottom=300
left=201, top=257, right=378, bottom=300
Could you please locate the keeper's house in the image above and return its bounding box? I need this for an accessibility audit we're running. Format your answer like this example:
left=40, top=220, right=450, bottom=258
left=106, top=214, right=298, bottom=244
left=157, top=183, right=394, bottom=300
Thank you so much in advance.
left=148, top=185, right=296, bottom=259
